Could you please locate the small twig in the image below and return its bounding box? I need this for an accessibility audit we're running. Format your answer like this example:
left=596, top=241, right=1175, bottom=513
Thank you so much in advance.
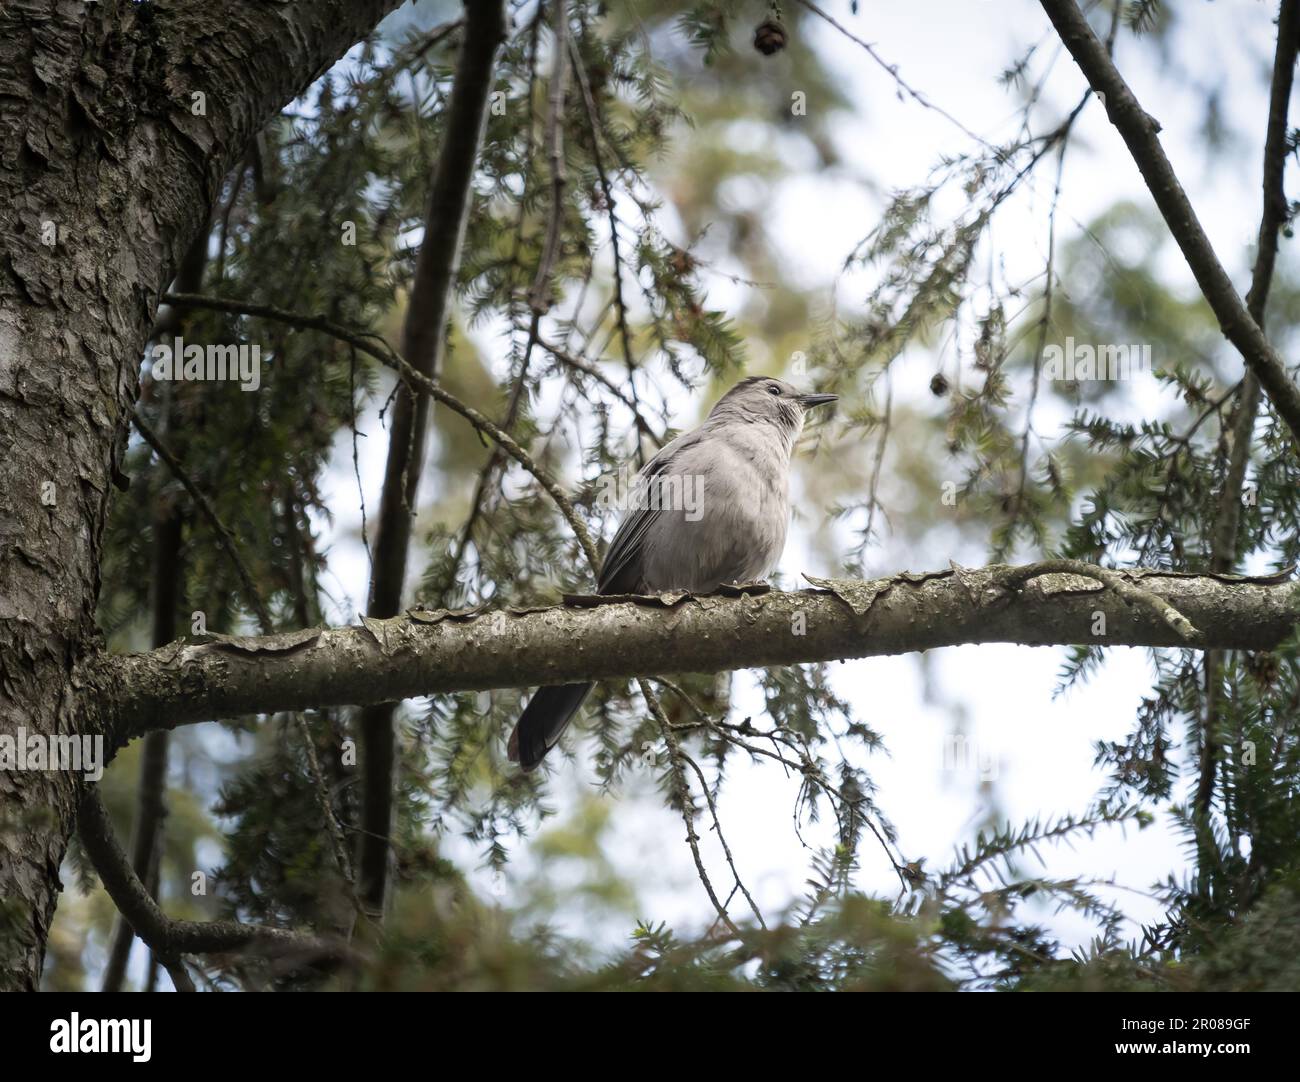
left=439, top=327, right=541, bottom=603
left=676, top=748, right=767, bottom=929
left=130, top=409, right=275, bottom=635
left=641, top=678, right=743, bottom=938
left=1002, top=559, right=1200, bottom=641
left=348, top=345, right=373, bottom=574
left=159, top=292, right=601, bottom=569
left=794, top=0, right=990, bottom=149
left=539, top=336, right=664, bottom=445
left=863, top=367, right=892, bottom=547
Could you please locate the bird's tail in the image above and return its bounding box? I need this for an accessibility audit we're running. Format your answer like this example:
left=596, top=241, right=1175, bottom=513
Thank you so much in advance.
left=507, top=683, right=593, bottom=771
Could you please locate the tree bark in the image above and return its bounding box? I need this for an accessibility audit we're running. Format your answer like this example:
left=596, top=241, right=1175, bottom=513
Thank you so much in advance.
left=0, top=0, right=401, bottom=991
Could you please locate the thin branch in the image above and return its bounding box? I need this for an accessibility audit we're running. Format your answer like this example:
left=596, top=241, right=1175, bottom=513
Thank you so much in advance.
left=1039, top=0, right=1300, bottom=445
left=676, top=746, right=767, bottom=930
left=527, top=0, right=570, bottom=314
left=158, top=291, right=601, bottom=568
left=540, top=336, right=664, bottom=445
left=1003, top=110, right=1075, bottom=557
left=78, top=791, right=354, bottom=969
left=1198, top=0, right=1300, bottom=826
left=130, top=409, right=275, bottom=635
left=568, top=31, right=644, bottom=458
left=641, top=678, right=743, bottom=938
left=794, top=0, right=991, bottom=149
left=438, top=335, right=540, bottom=604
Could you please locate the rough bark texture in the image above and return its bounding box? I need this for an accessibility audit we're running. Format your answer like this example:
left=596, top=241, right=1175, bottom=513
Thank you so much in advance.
left=98, top=564, right=1300, bottom=746
left=0, top=0, right=401, bottom=991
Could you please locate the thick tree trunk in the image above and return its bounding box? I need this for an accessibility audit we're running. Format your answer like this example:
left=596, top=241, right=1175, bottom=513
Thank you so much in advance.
left=0, top=0, right=400, bottom=991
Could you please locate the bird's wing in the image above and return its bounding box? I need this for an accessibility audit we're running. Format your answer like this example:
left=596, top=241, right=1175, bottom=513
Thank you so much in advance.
left=597, top=428, right=703, bottom=594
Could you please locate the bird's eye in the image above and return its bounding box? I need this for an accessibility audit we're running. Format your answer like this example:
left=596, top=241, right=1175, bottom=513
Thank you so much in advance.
left=768, top=384, right=781, bottom=395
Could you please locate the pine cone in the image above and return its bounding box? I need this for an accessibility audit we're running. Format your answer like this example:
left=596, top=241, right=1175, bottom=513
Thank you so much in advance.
left=753, top=18, right=787, bottom=56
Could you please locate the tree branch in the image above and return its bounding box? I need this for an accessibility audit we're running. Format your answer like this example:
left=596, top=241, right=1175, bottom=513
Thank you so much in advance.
left=356, top=0, right=508, bottom=920
left=97, top=563, right=1300, bottom=746
left=78, top=791, right=352, bottom=975
left=527, top=0, right=569, bottom=314
left=130, top=409, right=276, bottom=635
left=1039, top=0, right=1300, bottom=445
left=1199, top=0, right=1300, bottom=825
left=157, top=291, right=602, bottom=568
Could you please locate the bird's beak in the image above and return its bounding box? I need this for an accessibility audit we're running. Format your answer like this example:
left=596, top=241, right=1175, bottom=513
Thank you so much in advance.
left=798, top=393, right=838, bottom=409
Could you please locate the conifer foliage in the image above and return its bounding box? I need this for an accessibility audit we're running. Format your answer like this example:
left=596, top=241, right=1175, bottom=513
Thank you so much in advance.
left=7, top=0, right=1300, bottom=991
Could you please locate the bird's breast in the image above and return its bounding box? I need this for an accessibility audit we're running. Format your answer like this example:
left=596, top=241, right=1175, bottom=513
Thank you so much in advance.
left=638, top=438, right=791, bottom=594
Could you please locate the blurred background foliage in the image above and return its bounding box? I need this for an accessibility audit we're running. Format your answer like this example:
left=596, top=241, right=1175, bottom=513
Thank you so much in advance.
left=45, top=0, right=1300, bottom=990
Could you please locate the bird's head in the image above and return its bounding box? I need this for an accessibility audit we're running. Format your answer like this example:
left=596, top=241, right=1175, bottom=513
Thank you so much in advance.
left=708, top=375, right=838, bottom=435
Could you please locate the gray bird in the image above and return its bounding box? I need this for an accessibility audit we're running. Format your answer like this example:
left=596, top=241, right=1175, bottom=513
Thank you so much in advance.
left=507, top=375, right=837, bottom=771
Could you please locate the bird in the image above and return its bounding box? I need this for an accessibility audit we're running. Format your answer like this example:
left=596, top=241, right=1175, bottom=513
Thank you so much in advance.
left=507, top=375, right=838, bottom=771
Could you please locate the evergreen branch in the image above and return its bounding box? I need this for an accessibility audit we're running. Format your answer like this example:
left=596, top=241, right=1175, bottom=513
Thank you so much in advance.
left=158, top=291, right=601, bottom=569
left=1198, top=0, right=1300, bottom=829
left=78, top=791, right=355, bottom=974
left=130, top=409, right=275, bottom=635
left=1039, top=0, right=1300, bottom=446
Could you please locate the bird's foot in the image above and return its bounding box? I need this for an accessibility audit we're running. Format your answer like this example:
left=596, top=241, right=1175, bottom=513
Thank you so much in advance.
left=716, top=579, right=772, bottom=597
